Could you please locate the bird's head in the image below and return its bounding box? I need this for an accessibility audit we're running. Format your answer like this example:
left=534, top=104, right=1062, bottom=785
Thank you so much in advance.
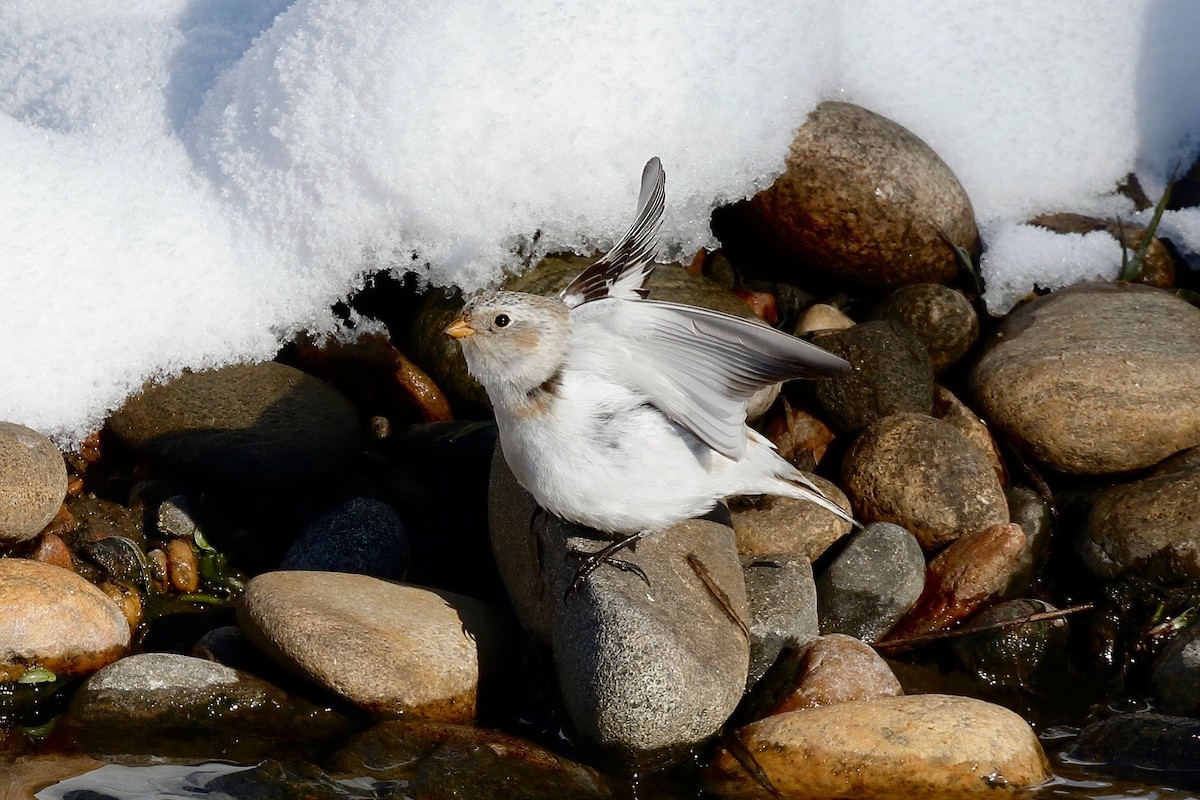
left=445, top=290, right=571, bottom=399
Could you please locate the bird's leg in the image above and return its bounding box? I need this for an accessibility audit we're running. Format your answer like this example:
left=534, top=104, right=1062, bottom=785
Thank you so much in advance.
left=566, top=530, right=651, bottom=596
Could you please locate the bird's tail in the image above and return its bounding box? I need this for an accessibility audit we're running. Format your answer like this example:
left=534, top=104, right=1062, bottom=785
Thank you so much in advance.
left=777, top=470, right=862, bottom=530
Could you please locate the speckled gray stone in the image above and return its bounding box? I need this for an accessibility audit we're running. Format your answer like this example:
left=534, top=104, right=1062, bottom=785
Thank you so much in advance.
left=742, top=554, right=819, bottom=687
left=816, top=522, right=926, bottom=643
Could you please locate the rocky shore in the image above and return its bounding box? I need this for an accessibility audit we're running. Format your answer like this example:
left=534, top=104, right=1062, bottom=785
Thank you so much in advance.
left=4, top=102, right=1200, bottom=799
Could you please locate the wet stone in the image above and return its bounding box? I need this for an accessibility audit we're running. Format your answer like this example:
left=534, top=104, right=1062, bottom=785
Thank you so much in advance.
left=0, top=558, right=129, bottom=682
left=816, top=522, right=926, bottom=644
left=324, top=720, right=614, bottom=799
left=166, top=537, right=200, bottom=593
left=952, top=599, right=1070, bottom=693
left=1152, top=623, right=1200, bottom=716
left=280, top=497, right=410, bottom=580
left=0, top=421, right=69, bottom=546
left=888, top=523, right=1027, bottom=640
left=742, top=555, right=819, bottom=687
left=1066, top=712, right=1200, bottom=789
left=155, top=495, right=200, bottom=539
left=67, top=652, right=352, bottom=760
left=707, top=694, right=1049, bottom=799
left=29, top=531, right=74, bottom=571
left=806, top=321, right=934, bottom=433
left=1081, top=452, right=1200, bottom=581
left=80, top=535, right=147, bottom=587
left=1005, top=486, right=1051, bottom=589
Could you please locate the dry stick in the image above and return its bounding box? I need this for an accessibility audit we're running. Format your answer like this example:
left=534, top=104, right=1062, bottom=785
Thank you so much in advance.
left=874, top=603, right=1094, bottom=654
left=687, top=554, right=751, bottom=642
left=720, top=729, right=782, bottom=797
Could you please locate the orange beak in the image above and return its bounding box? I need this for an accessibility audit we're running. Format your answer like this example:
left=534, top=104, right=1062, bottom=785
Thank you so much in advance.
left=445, top=317, right=476, bottom=339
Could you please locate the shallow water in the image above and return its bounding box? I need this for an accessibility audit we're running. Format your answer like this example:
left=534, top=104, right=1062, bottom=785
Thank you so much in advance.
left=7, top=728, right=1199, bottom=800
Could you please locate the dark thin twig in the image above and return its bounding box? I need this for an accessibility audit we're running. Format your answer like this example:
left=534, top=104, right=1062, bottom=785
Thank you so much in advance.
left=874, top=603, right=1093, bottom=654
left=687, top=554, right=750, bottom=642
left=720, top=729, right=781, bottom=797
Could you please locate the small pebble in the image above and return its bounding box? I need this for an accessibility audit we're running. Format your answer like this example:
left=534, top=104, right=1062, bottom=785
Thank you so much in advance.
left=166, top=538, right=200, bottom=593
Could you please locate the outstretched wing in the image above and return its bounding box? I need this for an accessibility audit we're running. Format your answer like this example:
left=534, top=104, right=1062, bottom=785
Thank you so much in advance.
left=560, top=157, right=666, bottom=309
left=572, top=299, right=851, bottom=459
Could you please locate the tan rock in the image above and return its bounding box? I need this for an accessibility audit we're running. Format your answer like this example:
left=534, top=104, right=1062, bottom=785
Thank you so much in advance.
left=933, top=385, right=1006, bottom=484
left=730, top=476, right=853, bottom=560
left=772, top=634, right=901, bottom=713
left=1081, top=452, right=1200, bottom=580
left=841, top=412, right=1008, bottom=551
left=707, top=694, right=1049, bottom=798
left=0, top=421, right=68, bottom=546
left=0, top=559, right=130, bottom=681
left=238, top=571, right=508, bottom=720
left=794, top=304, right=855, bottom=335
left=969, top=282, right=1200, bottom=474
left=749, top=102, right=978, bottom=290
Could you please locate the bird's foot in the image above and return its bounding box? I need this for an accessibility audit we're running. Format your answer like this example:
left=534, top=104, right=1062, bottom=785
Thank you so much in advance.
left=566, top=531, right=651, bottom=597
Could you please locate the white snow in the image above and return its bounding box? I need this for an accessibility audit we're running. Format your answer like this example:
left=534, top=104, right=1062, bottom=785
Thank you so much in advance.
left=2, top=0, right=1199, bottom=444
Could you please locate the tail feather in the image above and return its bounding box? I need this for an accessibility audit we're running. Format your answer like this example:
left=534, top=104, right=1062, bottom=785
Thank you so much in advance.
left=778, top=472, right=861, bottom=529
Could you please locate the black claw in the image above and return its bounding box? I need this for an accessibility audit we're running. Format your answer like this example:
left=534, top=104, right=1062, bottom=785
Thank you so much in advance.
left=563, top=531, right=651, bottom=598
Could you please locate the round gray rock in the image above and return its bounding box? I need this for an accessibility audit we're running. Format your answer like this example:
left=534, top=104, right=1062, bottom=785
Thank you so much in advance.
left=0, top=558, right=129, bottom=682
left=238, top=571, right=508, bottom=721
left=969, top=282, right=1200, bottom=475
left=743, top=554, right=819, bottom=687
left=489, top=448, right=752, bottom=770
left=748, top=101, right=979, bottom=290
left=816, top=522, right=926, bottom=643
left=109, top=361, right=361, bottom=492
left=1081, top=452, right=1200, bottom=580
left=806, top=321, right=934, bottom=433
left=841, top=413, right=1009, bottom=551
left=541, top=512, right=750, bottom=771
left=0, top=422, right=68, bottom=546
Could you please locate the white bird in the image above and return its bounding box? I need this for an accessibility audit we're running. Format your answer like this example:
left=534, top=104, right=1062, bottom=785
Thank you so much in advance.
left=447, top=158, right=854, bottom=582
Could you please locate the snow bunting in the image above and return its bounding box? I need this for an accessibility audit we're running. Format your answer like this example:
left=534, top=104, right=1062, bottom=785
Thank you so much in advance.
left=447, top=158, right=854, bottom=569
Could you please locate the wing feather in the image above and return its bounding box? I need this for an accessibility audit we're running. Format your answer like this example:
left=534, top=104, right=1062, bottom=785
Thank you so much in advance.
left=572, top=299, right=851, bottom=459
left=560, top=157, right=666, bottom=308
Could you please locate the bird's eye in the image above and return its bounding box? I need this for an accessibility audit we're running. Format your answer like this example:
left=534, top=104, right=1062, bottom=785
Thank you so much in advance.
left=493, top=314, right=511, bottom=328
